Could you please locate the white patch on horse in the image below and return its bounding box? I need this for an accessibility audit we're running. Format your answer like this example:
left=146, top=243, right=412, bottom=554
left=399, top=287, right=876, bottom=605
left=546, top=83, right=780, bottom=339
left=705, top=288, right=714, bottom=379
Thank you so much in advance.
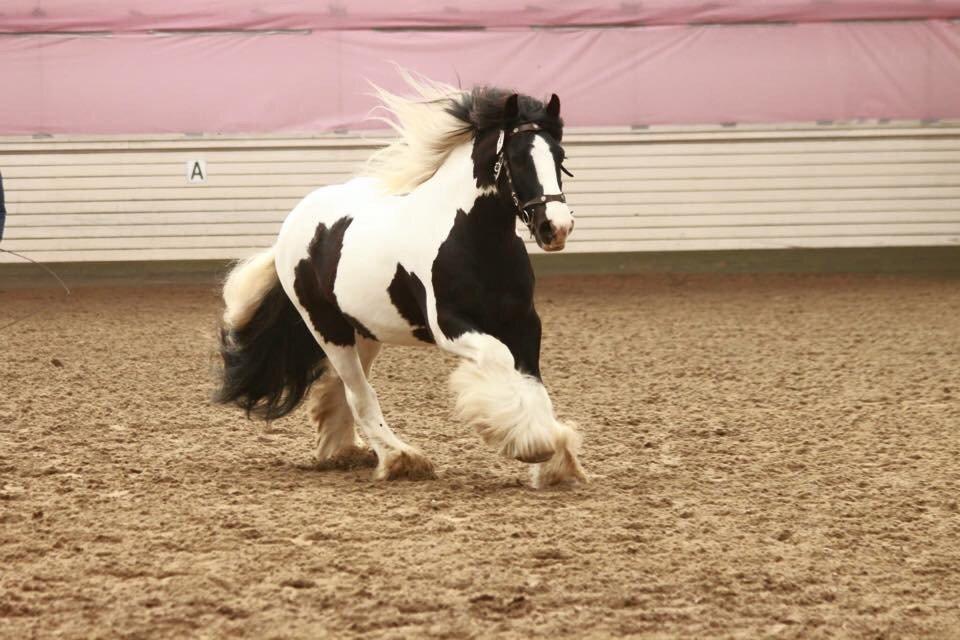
left=530, top=135, right=575, bottom=246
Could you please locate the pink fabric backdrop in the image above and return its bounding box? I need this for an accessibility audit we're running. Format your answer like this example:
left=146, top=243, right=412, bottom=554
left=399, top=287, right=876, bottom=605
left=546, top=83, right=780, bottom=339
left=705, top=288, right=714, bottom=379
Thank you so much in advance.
left=4, top=1, right=960, bottom=31
left=2, top=3, right=959, bottom=134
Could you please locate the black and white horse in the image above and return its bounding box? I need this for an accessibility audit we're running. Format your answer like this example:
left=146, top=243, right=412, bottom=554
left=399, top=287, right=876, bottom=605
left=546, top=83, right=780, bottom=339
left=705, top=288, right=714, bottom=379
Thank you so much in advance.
left=215, top=76, right=586, bottom=488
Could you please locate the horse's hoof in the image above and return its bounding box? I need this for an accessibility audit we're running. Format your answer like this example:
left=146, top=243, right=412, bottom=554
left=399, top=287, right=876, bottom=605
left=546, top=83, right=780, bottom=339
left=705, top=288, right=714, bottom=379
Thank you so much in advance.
left=515, top=449, right=555, bottom=464
left=315, top=446, right=378, bottom=471
left=530, top=447, right=587, bottom=489
left=374, top=450, right=437, bottom=481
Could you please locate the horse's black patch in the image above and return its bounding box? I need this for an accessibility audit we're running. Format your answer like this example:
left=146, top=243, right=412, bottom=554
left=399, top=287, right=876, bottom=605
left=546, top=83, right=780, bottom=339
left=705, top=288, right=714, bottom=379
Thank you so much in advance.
left=432, top=196, right=542, bottom=378
left=472, top=130, right=500, bottom=190
left=343, top=312, right=378, bottom=341
left=387, top=263, right=434, bottom=344
left=293, top=216, right=377, bottom=346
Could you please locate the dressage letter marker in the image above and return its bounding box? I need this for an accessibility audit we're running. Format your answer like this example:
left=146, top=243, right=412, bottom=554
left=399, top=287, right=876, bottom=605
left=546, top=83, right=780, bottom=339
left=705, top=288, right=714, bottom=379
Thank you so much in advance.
left=186, top=160, right=207, bottom=183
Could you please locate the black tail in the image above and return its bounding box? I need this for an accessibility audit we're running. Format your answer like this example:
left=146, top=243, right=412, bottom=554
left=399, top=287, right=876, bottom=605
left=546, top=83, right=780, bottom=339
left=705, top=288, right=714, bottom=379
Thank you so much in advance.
left=215, top=281, right=326, bottom=420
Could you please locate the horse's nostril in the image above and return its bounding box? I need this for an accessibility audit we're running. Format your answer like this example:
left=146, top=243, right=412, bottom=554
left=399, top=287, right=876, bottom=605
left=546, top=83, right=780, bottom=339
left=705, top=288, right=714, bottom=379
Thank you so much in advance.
left=538, top=220, right=553, bottom=238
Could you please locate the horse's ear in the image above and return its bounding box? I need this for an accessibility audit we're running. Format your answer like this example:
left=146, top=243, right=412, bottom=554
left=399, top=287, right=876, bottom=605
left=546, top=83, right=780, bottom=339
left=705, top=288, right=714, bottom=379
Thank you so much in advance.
left=546, top=93, right=561, bottom=119
left=504, top=94, right=520, bottom=121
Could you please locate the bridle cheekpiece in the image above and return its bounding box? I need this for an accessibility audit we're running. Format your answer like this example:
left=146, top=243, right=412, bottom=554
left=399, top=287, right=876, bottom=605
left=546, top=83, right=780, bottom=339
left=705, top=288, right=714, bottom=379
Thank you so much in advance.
left=492, top=122, right=569, bottom=231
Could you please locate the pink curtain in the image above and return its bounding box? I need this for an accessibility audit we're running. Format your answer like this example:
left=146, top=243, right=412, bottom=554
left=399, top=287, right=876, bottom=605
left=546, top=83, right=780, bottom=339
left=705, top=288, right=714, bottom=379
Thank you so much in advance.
left=2, top=3, right=959, bottom=135
left=4, top=1, right=960, bottom=31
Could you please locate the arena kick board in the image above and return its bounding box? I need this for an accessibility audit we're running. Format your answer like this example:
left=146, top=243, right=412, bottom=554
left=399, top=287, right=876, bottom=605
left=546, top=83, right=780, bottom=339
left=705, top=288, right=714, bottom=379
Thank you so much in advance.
left=1, top=123, right=959, bottom=263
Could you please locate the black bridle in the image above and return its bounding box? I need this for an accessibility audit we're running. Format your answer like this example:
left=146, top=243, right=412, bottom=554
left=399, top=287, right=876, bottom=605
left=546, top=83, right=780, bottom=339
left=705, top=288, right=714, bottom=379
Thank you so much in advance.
left=492, top=122, right=573, bottom=231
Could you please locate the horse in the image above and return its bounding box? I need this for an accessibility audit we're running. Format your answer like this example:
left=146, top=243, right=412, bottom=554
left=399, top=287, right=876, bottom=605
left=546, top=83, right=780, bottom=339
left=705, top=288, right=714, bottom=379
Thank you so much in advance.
left=214, top=75, right=586, bottom=488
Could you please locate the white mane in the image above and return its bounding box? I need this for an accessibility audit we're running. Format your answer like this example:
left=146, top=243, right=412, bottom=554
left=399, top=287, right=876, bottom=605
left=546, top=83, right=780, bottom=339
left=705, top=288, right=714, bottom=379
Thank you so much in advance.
left=363, top=72, right=474, bottom=195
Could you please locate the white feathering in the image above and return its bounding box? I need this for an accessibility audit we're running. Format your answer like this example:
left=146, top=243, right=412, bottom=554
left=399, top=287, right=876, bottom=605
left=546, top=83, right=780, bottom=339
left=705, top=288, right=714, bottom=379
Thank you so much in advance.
left=450, top=355, right=587, bottom=487
left=221, top=247, right=278, bottom=329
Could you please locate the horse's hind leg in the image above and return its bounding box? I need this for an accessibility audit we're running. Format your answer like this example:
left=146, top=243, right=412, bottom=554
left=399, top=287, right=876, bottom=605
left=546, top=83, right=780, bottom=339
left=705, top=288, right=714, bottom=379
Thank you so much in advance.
left=309, top=336, right=380, bottom=469
left=323, top=343, right=436, bottom=481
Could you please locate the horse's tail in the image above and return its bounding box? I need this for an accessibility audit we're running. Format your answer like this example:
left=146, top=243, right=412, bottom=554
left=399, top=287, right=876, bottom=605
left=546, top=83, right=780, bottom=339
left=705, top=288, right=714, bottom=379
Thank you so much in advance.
left=214, top=247, right=326, bottom=420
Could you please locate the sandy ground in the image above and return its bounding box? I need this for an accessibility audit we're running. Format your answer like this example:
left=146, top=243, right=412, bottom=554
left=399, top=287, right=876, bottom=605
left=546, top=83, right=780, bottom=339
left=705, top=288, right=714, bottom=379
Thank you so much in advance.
left=1, top=273, right=959, bottom=639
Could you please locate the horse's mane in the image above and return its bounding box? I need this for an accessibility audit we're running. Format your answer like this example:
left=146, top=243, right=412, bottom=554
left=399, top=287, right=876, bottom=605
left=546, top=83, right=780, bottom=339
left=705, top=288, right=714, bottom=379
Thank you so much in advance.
left=364, top=71, right=562, bottom=195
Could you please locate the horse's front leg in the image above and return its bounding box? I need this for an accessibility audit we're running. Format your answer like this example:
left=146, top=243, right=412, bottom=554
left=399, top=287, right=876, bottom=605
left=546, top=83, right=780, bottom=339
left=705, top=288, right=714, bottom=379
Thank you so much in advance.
left=433, top=310, right=586, bottom=488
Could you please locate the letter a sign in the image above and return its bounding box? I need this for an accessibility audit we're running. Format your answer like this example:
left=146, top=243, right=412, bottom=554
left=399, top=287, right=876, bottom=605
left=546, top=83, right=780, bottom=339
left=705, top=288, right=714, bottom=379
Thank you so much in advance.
left=186, top=159, right=207, bottom=183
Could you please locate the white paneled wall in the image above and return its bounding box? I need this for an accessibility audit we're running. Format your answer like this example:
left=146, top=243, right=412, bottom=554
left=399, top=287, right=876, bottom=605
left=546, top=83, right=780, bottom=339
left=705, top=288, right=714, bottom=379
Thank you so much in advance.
left=1, top=123, right=959, bottom=263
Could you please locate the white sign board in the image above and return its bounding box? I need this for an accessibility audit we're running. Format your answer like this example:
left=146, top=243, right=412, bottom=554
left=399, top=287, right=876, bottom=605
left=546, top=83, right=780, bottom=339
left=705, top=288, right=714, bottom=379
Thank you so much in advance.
left=186, top=159, right=207, bottom=183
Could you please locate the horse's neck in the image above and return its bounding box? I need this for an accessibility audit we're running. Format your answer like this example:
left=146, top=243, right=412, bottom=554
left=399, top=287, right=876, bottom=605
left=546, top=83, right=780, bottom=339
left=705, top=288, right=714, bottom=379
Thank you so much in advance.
left=414, top=141, right=514, bottom=232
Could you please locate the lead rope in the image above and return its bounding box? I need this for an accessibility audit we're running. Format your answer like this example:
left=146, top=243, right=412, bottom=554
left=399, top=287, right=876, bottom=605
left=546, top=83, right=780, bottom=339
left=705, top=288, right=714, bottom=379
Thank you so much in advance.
left=0, top=248, right=72, bottom=333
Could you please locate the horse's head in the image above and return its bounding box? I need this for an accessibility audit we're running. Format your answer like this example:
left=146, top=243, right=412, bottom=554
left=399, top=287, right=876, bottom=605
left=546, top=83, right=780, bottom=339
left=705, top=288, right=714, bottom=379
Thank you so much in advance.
left=496, top=93, right=574, bottom=252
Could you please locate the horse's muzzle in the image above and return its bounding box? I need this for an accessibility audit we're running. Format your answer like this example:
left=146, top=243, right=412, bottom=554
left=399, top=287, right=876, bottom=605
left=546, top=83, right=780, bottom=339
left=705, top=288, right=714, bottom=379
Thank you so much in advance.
left=541, top=223, right=570, bottom=252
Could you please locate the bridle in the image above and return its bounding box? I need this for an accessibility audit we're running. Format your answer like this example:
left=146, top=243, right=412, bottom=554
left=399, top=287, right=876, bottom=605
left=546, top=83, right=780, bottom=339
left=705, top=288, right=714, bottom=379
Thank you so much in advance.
left=492, top=122, right=572, bottom=231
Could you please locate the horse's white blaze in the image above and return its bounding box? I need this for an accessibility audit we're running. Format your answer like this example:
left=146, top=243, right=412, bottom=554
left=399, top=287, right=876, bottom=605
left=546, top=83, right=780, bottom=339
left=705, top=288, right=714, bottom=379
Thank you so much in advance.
left=222, top=246, right=278, bottom=329
left=531, top=136, right=575, bottom=243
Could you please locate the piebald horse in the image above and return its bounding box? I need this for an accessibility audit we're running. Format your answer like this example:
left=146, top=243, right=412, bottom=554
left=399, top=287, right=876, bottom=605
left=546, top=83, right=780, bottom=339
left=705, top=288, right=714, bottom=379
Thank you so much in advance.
left=215, top=77, right=586, bottom=488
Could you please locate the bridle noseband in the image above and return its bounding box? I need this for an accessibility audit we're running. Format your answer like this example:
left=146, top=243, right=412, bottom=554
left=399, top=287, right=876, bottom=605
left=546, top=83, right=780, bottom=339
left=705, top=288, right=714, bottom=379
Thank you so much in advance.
left=492, top=122, right=570, bottom=231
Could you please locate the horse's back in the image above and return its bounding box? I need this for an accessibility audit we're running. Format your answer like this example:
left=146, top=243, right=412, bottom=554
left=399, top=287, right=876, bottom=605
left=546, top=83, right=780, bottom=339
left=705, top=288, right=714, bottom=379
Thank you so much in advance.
left=275, top=177, right=380, bottom=272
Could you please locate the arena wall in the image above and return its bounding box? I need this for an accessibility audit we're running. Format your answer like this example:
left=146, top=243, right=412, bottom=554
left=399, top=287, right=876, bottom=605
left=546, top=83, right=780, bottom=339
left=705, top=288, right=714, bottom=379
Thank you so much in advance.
left=2, top=122, right=958, bottom=263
